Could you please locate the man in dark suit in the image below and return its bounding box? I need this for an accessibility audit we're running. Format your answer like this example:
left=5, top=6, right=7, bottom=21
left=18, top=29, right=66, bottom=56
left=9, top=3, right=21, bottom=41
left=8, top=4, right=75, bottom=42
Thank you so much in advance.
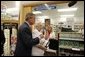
left=14, top=13, right=40, bottom=56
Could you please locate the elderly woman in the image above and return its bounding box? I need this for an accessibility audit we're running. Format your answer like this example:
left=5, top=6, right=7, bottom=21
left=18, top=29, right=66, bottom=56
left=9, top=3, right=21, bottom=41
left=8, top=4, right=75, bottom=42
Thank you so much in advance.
left=32, top=22, right=47, bottom=56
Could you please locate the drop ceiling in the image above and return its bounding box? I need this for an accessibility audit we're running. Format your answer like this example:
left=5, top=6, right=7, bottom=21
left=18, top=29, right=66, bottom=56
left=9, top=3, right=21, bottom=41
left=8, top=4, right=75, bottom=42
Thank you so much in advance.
left=1, top=1, right=84, bottom=17
left=1, top=1, right=84, bottom=24
left=1, top=1, right=69, bottom=16
left=1, top=1, right=69, bottom=8
left=35, top=1, right=84, bottom=19
left=34, top=1, right=84, bottom=24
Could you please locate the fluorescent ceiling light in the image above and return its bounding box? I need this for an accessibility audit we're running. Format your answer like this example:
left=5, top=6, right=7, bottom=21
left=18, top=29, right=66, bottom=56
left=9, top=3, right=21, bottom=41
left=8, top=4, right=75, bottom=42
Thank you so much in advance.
left=60, top=15, right=74, bottom=17
left=6, top=8, right=19, bottom=13
left=16, top=1, right=20, bottom=8
left=33, top=11, right=42, bottom=14
left=37, top=16, right=49, bottom=19
left=41, top=16, right=49, bottom=18
left=44, top=4, right=48, bottom=7
left=59, top=18, right=66, bottom=22
left=6, top=8, right=19, bottom=16
left=57, top=8, right=77, bottom=12
left=5, top=1, right=20, bottom=15
left=6, top=1, right=20, bottom=11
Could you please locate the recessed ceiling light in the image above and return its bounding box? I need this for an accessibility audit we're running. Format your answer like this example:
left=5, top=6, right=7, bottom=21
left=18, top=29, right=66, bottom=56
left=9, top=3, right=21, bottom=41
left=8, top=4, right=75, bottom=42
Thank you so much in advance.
left=60, top=15, right=74, bottom=17
left=16, top=1, right=20, bottom=8
left=33, top=11, right=42, bottom=14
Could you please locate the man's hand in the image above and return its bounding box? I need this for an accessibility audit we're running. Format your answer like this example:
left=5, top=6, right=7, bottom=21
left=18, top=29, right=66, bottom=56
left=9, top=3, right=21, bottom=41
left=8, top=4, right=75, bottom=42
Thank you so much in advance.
left=36, top=44, right=47, bottom=51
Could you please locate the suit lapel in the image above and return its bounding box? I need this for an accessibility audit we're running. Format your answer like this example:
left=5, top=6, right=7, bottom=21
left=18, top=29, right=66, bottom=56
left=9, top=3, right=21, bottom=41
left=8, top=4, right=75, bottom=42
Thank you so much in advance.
left=24, top=22, right=32, bottom=34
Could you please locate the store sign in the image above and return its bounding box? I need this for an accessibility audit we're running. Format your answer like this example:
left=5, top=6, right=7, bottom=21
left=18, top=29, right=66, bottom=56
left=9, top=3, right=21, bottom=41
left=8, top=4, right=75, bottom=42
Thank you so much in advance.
left=33, top=4, right=56, bottom=11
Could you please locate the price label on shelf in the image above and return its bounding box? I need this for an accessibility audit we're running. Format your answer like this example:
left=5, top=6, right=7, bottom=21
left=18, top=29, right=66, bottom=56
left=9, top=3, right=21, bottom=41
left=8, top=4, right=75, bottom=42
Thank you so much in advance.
left=72, top=48, right=80, bottom=51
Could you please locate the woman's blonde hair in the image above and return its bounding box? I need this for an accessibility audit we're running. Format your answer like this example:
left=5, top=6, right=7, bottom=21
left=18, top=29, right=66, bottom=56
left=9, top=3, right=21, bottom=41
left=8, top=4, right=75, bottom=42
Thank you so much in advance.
left=35, top=22, right=43, bottom=31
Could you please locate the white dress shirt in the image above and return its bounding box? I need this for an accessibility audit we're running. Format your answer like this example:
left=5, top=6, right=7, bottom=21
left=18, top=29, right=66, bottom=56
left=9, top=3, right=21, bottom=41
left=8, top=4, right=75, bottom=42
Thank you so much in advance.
left=32, top=29, right=48, bottom=56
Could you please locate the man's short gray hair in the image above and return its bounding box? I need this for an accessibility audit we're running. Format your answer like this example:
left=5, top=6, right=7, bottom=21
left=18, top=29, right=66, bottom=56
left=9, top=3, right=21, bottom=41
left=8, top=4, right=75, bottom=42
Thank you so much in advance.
left=25, top=13, right=35, bottom=21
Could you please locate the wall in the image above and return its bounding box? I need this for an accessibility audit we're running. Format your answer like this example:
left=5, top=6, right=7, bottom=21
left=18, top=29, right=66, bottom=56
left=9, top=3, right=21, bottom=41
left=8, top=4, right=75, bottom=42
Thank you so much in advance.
left=19, top=5, right=32, bottom=25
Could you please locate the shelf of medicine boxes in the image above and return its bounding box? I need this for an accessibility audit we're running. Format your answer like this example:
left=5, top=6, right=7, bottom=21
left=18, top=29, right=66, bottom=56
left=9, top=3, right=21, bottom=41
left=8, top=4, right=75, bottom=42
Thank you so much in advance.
left=74, top=24, right=84, bottom=31
left=51, top=24, right=56, bottom=32
left=74, top=24, right=83, bottom=28
left=59, top=32, right=84, bottom=39
left=59, top=45, right=84, bottom=51
left=59, top=32, right=84, bottom=51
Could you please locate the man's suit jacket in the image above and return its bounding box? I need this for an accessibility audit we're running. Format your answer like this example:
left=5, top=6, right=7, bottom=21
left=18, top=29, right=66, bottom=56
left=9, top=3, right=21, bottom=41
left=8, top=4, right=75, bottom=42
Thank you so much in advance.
left=14, top=22, right=39, bottom=56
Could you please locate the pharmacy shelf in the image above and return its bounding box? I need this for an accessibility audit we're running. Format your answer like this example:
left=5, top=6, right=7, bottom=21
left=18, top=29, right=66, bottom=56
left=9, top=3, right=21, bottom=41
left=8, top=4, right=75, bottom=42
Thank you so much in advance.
left=59, top=38, right=84, bottom=41
left=59, top=52, right=84, bottom=56
left=59, top=45, right=84, bottom=51
left=60, top=32, right=82, bottom=34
